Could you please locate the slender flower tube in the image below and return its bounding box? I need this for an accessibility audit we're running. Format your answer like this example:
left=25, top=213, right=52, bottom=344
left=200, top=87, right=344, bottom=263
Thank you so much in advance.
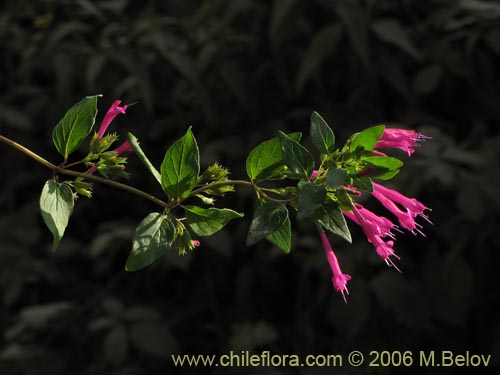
left=371, top=182, right=431, bottom=236
left=87, top=166, right=97, bottom=174
left=97, top=100, right=129, bottom=140
left=113, top=140, right=133, bottom=155
left=310, top=170, right=319, bottom=181
left=346, top=204, right=401, bottom=272
left=319, top=231, right=351, bottom=303
left=375, top=128, right=430, bottom=156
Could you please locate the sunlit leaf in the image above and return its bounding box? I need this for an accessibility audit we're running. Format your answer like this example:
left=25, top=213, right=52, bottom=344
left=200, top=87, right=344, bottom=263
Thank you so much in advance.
left=297, top=182, right=327, bottom=220
left=266, top=215, right=292, bottom=253
left=278, top=131, right=314, bottom=179
left=52, top=95, right=100, bottom=160
left=160, top=127, right=200, bottom=201
left=184, top=206, right=243, bottom=236
left=310, top=111, right=335, bottom=154
left=247, top=201, right=288, bottom=246
left=39, top=180, right=74, bottom=251
left=246, top=132, right=301, bottom=181
left=125, top=213, right=175, bottom=271
left=128, top=132, right=161, bottom=184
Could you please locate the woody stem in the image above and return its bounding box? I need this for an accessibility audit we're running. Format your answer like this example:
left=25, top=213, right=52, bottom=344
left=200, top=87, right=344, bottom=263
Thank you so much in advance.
left=0, top=134, right=169, bottom=209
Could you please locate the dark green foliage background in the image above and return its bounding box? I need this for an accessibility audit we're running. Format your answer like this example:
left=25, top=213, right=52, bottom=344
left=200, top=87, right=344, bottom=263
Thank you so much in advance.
left=1, top=0, right=500, bottom=374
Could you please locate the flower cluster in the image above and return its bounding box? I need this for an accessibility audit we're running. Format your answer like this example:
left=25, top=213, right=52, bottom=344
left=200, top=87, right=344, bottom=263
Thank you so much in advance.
left=375, top=128, right=430, bottom=156
left=319, top=128, right=431, bottom=302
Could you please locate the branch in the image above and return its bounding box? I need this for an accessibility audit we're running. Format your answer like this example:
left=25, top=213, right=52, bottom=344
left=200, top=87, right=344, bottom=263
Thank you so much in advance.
left=1, top=134, right=170, bottom=209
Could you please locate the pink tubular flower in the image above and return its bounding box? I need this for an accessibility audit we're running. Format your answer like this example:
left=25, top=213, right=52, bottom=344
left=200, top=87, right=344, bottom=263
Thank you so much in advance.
left=113, top=140, right=133, bottom=155
left=375, top=128, right=430, bottom=156
left=345, top=205, right=401, bottom=272
left=371, top=182, right=431, bottom=236
left=319, top=231, right=351, bottom=303
left=97, top=100, right=129, bottom=140
left=191, top=240, right=201, bottom=247
left=310, top=170, right=319, bottom=181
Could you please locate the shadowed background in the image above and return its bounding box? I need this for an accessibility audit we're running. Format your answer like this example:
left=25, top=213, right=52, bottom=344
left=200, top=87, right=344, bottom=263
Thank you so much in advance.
left=1, top=0, right=500, bottom=374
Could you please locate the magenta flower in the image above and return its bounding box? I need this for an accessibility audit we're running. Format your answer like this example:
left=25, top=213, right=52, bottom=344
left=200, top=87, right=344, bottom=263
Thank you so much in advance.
left=191, top=240, right=201, bottom=247
left=310, top=170, right=319, bottom=181
left=113, top=140, right=134, bottom=155
left=87, top=166, right=97, bottom=174
left=375, top=128, right=429, bottom=156
left=345, top=204, right=401, bottom=272
left=97, top=100, right=129, bottom=140
left=371, top=182, right=431, bottom=236
left=319, top=231, right=351, bottom=303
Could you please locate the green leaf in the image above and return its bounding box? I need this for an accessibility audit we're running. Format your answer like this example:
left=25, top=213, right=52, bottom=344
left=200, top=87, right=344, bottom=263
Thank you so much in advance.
left=127, top=132, right=161, bottom=184
left=349, top=125, right=385, bottom=152
left=266, top=215, right=291, bottom=253
left=39, top=180, right=74, bottom=251
left=314, top=199, right=352, bottom=243
left=352, top=176, right=374, bottom=192
left=184, top=206, right=243, bottom=237
left=52, top=95, right=100, bottom=160
left=246, top=201, right=288, bottom=246
left=325, top=169, right=348, bottom=188
left=362, top=155, right=403, bottom=170
left=278, top=131, right=315, bottom=179
left=125, top=213, right=175, bottom=271
left=375, top=169, right=400, bottom=180
left=297, top=182, right=327, bottom=220
left=246, top=132, right=301, bottom=181
left=360, top=156, right=403, bottom=180
left=160, top=127, right=200, bottom=201
left=310, top=111, right=335, bottom=154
